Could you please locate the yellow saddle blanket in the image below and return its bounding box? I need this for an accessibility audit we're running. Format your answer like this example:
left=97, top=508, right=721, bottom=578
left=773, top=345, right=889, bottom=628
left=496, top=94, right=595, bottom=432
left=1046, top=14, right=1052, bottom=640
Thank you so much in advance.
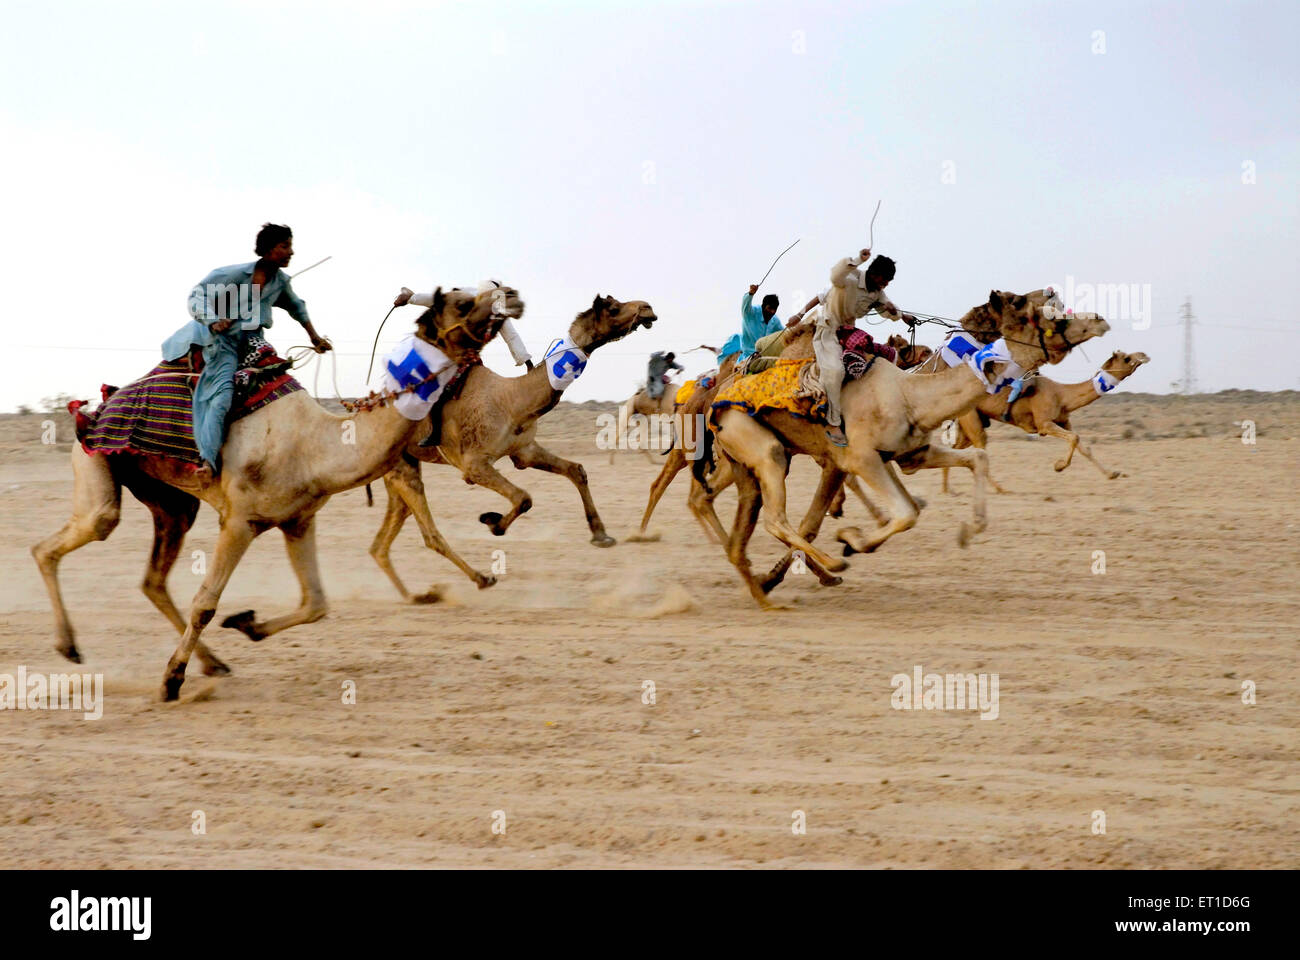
left=711, top=357, right=825, bottom=423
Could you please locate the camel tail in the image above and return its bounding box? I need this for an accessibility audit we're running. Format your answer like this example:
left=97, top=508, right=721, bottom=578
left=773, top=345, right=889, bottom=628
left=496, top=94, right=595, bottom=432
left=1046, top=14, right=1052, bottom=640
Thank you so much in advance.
left=691, top=427, right=716, bottom=494
left=365, top=483, right=374, bottom=507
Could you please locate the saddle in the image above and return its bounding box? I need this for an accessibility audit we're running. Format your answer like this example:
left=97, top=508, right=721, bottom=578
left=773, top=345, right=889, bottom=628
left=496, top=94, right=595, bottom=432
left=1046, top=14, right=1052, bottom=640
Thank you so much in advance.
left=73, top=335, right=303, bottom=465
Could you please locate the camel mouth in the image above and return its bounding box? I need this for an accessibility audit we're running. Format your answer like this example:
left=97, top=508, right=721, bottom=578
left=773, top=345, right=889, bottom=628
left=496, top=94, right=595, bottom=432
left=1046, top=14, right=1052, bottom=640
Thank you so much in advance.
left=639, top=312, right=657, bottom=329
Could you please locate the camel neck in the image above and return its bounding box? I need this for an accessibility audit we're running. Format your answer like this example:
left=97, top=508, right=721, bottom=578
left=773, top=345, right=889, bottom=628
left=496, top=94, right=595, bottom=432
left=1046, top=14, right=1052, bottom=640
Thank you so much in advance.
left=1059, top=376, right=1108, bottom=414
left=900, top=361, right=1010, bottom=433
left=309, top=397, right=421, bottom=492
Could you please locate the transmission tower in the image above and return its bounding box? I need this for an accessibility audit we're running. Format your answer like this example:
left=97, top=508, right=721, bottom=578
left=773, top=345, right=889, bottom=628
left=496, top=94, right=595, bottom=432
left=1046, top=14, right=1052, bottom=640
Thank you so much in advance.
left=1180, top=297, right=1197, bottom=395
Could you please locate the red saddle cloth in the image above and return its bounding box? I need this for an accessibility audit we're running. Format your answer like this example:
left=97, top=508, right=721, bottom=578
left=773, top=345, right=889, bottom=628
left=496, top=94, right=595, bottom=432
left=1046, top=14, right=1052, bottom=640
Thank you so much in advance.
left=74, top=351, right=302, bottom=465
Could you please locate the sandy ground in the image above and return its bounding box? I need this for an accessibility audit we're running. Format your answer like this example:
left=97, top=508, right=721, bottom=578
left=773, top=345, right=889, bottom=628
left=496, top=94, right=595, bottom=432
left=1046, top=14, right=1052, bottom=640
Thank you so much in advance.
left=0, top=391, right=1297, bottom=868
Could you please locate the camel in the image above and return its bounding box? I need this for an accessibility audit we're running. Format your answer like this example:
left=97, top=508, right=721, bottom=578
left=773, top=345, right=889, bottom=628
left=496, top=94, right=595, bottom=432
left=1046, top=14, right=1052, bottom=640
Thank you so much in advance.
left=33, top=286, right=519, bottom=700
left=700, top=290, right=1110, bottom=607
left=940, top=350, right=1150, bottom=493
left=366, top=294, right=657, bottom=601
left=611, top=380, right=680, bottom=464
left=630, top=333, right=936, bottom=546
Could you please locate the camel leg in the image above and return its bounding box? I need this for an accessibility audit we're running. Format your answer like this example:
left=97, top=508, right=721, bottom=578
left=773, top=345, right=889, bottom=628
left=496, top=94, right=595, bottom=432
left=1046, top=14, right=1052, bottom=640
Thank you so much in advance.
left=1074, top=437, right=1123, bottom=479
left=631, top=445, right=687, bottom=538
left=835, top=451, right=923, bottom=556
left=845, top=474, right=890, bottom=524
left=722, top=459, right=776, bottom=609
left=762, top=464, right=848, bottom=594
left=132, top=482, right=231, bottom=677
left=509, top=441, right=616, bottom=547
left=368, top=473, right=417, bottom=601
left=162, top=519, right=257, bottom=701
left=1040, top=420, right=1083, bottom=472
left=462, top=455, right=535, bottom=538
left=687, top=459, right=732, bottom=544
left=898, top=443, right=990, bottom=547
left=220, top=515, right=328, bottom=643
left=382, top=458, right=497, bottom=597
left=827, top=485, right=847, bottom=517
left=716, top=415, right=846, bottom=575
left=31, top=446, right=122, bottom=663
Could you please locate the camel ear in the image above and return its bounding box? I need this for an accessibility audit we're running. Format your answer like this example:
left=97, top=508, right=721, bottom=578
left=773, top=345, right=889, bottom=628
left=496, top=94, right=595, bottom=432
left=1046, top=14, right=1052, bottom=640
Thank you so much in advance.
left=591, top=294, right=606, bottom=314
left=432, top=286, right=445, bottom=313
left=988, top=290, right=1003, bottom=312
left=1013, top=294, right=1028, bottom=310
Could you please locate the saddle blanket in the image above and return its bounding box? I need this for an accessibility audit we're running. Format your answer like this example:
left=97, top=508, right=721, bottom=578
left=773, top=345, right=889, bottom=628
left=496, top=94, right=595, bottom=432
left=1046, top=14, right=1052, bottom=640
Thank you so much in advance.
left=77, top=354, right=301, bottom=464
left=382, top=334, right=455, bottom=420
left=940, top=332, right=1023, bottom=394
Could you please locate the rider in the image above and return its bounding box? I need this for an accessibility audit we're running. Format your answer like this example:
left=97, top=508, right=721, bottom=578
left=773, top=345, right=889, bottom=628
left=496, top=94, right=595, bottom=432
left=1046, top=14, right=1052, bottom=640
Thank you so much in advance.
left=740, top=284, right=782, bottom=354
left=393, top=283, right=531, bottom=449
left=785, top=248, right=917, bottom=446
left=394, top=284, right=532, bottom=369
left=646, top=350, right=685, bottom=400
left=161, top=223, right=332, bottom=479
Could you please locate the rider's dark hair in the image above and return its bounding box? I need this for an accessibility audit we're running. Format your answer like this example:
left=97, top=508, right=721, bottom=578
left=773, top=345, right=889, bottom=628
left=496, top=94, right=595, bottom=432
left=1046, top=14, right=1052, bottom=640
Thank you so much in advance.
left=864, top=255, right=896, bottom=289
left=255, top=223, right=293, bottom=256
left=761, top=293, right=780, bottom=311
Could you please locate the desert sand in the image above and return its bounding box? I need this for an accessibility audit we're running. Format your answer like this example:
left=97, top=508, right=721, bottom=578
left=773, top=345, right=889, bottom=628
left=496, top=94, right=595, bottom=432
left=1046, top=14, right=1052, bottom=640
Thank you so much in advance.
left=1, top=390, right=1297, bottom=868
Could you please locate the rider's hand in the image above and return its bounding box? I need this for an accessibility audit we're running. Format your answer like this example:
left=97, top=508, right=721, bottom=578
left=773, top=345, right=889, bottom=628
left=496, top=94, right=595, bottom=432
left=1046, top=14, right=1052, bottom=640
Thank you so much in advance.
left=859, top=247, right=871, bottom=261
left=210, top=319, right=234, bottom=333
left=393, top=287, right=413, bottom=307
left=903, top=314, right=917, bottom=328
left=748, top=284, right=760, bottom=296
left=312, top=335, right=333, bottom=354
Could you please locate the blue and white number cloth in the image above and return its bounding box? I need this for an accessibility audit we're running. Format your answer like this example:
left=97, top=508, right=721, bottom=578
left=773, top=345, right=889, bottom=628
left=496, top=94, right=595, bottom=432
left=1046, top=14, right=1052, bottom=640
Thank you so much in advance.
left=382, top=333, right=455, bottom=420
left=544, top=336, right=589, bottom=391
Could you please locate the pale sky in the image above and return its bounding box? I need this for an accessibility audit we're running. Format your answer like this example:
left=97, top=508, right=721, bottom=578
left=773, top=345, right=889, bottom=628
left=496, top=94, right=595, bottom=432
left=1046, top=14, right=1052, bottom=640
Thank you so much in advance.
left=1, top=0, right=1296, bottom=412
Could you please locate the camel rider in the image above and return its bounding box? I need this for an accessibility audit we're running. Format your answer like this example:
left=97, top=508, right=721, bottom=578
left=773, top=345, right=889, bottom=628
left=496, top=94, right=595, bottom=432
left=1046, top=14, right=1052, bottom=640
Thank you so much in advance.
left=160, top=223, right=332, bottom=479
left=393, top=283, right=531, bottom=450
left=740, top=284, right=783, bottom=354
left=646, top=351, right=684, bottom=400
left=394, top=285, right=532, bottom=370
left=785, top=249, right=918, bottom=446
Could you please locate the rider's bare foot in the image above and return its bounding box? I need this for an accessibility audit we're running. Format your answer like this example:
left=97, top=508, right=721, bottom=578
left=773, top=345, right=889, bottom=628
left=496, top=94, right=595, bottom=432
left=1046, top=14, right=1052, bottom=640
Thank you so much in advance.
left=826, top=426, right=848, bottom=447
left=194, top=460, right=217, bottom=482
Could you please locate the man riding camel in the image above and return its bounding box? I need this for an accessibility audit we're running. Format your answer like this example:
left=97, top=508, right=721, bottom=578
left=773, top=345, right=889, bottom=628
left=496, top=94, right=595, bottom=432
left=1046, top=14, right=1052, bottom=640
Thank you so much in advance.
left=160, top=223, right=332, bottom=480
left=646, top=350, right=685, bottom=400
left=392, top=282, right=531, bottom=449
left=786, top=248, right=917, bottom=446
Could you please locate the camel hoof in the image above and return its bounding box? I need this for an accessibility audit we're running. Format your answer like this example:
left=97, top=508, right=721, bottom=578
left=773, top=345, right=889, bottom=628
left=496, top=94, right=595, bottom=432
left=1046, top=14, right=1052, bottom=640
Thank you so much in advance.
left=201, top=659, right=232, bottom=677
left=476, top=574, right=497, bottom=590
left=479, top=511, right=504, bottom=528
left=55, top=641, right=81, bottom=664
left=1054, top=462, right=1068, bottom=472
left=221, top=610, right=266, bottom=642
left=818, top=575, right=844, bottom=588
left=591, top=534, right=617, bottom=547
left=411, top=587, right=445, bottom=604
left=957, top=523, right=973, bottom=548
left=1109, top=471, right=1122, bottom=479
left=161, top=675, right=184, bottom=702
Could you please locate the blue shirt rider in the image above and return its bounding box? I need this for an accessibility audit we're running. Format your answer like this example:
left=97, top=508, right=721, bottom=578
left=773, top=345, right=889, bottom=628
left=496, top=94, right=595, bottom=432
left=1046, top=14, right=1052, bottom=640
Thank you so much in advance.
left=160, top=223, right=332, bottom=480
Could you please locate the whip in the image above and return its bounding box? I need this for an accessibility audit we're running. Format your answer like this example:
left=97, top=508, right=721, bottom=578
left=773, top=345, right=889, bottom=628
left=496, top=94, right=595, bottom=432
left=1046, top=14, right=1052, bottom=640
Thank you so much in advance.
left=754, top=238, right=801, bottom=291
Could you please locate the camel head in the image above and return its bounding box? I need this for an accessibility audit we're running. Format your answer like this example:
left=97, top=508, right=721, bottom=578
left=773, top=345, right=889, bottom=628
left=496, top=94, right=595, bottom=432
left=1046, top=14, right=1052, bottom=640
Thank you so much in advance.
left=986, top=289, right=1110, bottom=369
left=568, top=294, right=657, bottom=351
left=1101, top=349, right=1150, bottom=381
left=886, top=333, right=933, bottom=369
left=414, top=284, right=525, bottom=358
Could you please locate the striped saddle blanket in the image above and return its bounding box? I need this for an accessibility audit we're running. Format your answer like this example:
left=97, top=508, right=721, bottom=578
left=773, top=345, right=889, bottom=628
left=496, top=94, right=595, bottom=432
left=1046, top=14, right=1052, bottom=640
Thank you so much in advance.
left=75, top=349, right=302, bottom=464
